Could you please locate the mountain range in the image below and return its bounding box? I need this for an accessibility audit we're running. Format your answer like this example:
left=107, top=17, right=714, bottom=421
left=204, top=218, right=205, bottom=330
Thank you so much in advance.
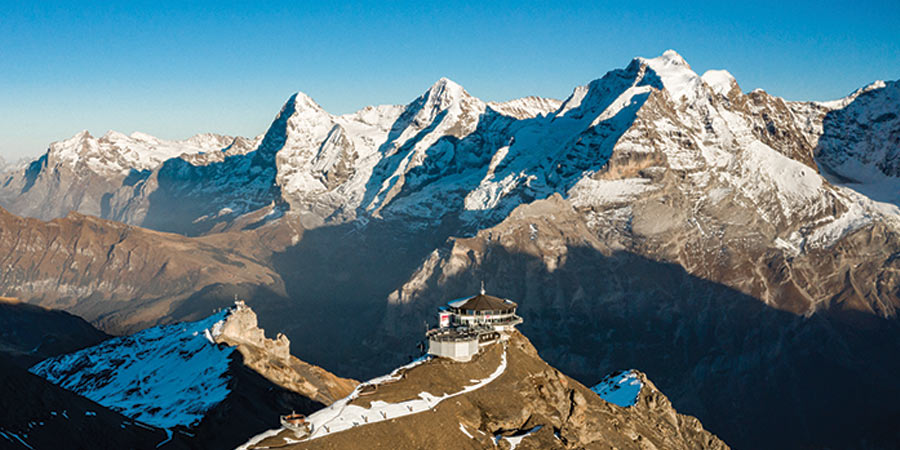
left=1, top=50, right=898, bottom=449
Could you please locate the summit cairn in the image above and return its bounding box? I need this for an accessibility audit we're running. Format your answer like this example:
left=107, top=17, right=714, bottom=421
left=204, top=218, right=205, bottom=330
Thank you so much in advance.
left=425, top=287, right=523, bottom=362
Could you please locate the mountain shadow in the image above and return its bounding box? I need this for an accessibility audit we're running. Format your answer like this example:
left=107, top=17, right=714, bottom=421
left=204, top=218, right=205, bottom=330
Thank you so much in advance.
left=0, top=354, right=190, bottom=449
left=260, top=219, right=459, bottom=377
left=393, top=245, right=900, bottom=450
left=187, top=350, right=325, bottom=450
left=0, top=300, right=109, bottom=367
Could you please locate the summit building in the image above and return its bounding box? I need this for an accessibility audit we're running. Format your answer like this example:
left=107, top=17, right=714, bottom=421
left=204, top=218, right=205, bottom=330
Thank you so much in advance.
left=425, top=289, right=523, bottom=362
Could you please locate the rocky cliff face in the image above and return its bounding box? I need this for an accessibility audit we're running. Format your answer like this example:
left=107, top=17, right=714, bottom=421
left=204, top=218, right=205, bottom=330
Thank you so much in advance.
left=214, top=301, right=358, bottom=405
left=242, top=331, right=726, bottom=450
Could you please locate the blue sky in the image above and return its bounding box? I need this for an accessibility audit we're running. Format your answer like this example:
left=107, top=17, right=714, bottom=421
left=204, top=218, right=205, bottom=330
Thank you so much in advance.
left=2, top=1, right=898, bottom=159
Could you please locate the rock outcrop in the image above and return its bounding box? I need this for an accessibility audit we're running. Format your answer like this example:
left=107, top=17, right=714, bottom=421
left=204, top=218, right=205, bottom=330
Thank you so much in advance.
left=214, top=301, right=358, bottom=405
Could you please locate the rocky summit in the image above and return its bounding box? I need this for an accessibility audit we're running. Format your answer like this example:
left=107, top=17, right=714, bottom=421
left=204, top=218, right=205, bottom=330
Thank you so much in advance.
left=241, top=331, right=726, bottom=450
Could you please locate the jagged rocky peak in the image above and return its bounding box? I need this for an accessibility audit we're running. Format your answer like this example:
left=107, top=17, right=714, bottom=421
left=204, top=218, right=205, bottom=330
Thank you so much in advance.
left=405, top=77, right=486, bottom=133
left=215, top=300, right=291, bottom=361
left=554, top=51, right=682, bottom=120
left=636, top=49, right=705, bottom=104
left=214, top=301, right=358, bottom=405
left=291, top=91, right=328, bottom=113
left=277, top=91, right=336, bottom=148
left=425, top=77, right=468, bottom=108
left=48, top=129, right=96, bottom=159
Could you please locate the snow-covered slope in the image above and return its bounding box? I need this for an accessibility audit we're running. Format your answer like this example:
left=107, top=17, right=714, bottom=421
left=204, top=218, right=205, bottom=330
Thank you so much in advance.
left=591, top=370, right=643, bottom=407
left=30, top=310, right=233, bottom=428
left=26, top=302, right=350, bottom=448
left=0, top=355, right=186, bottom=449
left=486, top=96, right=563, bottom=119
left=814, top=80, right=900, bottom=205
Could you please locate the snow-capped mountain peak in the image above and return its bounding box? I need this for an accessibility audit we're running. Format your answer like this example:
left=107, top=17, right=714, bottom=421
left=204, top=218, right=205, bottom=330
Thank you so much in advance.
left=638, top=49, right=704, bottom=104
left=291, top=91, right=327, bottom=113
left=423, top=77, right=469, bottom=110
left=283, top=92, right=334, bottom=137
left=73, top=129, right=93, bottom=140
left=701, top=69, right=739, bottom=97
left=44, top=129, right=234, bottom=176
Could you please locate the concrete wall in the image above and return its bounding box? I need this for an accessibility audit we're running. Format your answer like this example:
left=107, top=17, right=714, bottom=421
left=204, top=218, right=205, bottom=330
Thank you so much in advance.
left=428, top=338, right=478, bottom=362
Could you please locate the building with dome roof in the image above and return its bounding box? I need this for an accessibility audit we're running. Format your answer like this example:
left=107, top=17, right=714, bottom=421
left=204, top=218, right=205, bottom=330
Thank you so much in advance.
left=426, top=288, right=523, bottom=362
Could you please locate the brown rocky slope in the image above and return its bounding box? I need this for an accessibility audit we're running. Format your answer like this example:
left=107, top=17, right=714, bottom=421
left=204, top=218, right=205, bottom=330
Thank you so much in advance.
left=0, top=205, right=287, bottom=334
left=242, top=331, right=726, bottom=450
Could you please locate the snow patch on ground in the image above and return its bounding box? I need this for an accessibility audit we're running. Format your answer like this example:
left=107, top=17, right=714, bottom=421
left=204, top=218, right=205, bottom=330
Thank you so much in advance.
left=568, top=177, right=657, bottom=207
left=495, top=425, right=542, bottom=450
left=241, top=346, right=508, bottom=447
left=591, top=370, right=643, bottom=407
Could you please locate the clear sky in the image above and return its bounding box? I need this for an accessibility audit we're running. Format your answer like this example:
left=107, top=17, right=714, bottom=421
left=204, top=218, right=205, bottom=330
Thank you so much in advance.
left=1, top=0, right=898, bottom=160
